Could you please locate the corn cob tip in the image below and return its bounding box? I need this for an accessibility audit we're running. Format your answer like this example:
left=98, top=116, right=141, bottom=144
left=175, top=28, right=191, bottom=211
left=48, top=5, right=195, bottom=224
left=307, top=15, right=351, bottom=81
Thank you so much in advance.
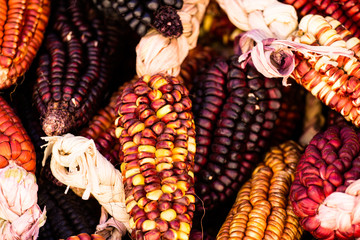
left=42, top=107, right=74, bottom=136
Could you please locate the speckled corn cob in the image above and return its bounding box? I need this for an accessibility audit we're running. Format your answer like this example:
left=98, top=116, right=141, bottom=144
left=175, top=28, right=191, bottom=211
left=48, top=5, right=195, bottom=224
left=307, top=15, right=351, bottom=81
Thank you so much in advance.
left=282, top=0, right=360, bottom=38
left=217, top=141, right=304, bottom=240
left=115, top=74, right=196, bottom=240
left=0, top=96, right=36, bottom=173
left=0, top=0, right=50, bottom=89
left=290, top=14, right=360, bottom=127
left=192, top=56, right=282, bottom=211
left=80, top=78, right=137, bottom=166
left=37, top=178, right=101, bottom=240
left=61, top=233, right=106, bottom=240
left=33, top=0, right=113, bottom=136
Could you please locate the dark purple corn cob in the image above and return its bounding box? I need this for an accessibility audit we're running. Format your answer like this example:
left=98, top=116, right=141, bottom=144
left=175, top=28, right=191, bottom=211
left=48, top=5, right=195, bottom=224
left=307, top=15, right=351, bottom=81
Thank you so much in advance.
left=92, top=0, right=183, bottom=37
left=192, top=56, right=282, bottom=212
left=33, top=0, right=112, bottom=136
left=281, top=0, right=360, bottom=38
left=37, top=178, right=101, bottom=240
left=290, top=125, right=360, bottom=239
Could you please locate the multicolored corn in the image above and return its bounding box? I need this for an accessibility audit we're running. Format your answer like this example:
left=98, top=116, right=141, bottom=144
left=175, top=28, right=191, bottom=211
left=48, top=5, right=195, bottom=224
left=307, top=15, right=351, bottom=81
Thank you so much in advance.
left=33, top=0, right=113, bottom=136
left=80, top=78, right=136, bottom=166
left=115, top=74, right=196, bottom=240
left=217, top=141, right=304, bottom=240
left=290, top=14, right=360, bottom=127
left=290, top=125, right=360, bottom=239
left=61, top=233, right=106, bottom=240
left=0, top=96, right=36, bottom=173
left=192, top=56, right=282, bottom=211
left=37, top=177, right=101, bottom=240
left=0, top=0, right=50, bottom=89
left=282, top=0, right=360, bottom=38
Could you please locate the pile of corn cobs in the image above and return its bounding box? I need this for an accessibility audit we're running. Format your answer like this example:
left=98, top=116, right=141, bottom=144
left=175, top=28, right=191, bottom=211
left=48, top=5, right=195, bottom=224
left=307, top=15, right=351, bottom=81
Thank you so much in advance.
left=1, top=0, right=360, bottom=239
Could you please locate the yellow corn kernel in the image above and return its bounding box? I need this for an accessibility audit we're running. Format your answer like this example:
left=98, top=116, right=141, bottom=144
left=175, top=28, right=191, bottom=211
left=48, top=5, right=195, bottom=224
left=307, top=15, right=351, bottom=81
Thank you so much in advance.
left=177, top=230, right=189, bottom=240
left=172, top=147, right=188, bottom=155
left=162, top=183, right=177, bottom=194
left=138, top=145, right=156, bottom=153
left=173, top=154, right=186, bottom=162
left=179, top=222, right=191, bottom=235
left=146, top=189, right=163, bottom=201
left=142, top=220, right=156, bottom=231
left=187, top=137, right=196, bottom=154
left=185, top=194, right=195, bottom=203
left=132, top=174, right=145, bottom=186
left=123, top=141, right=136, bottom=151
left=157, top=105, right=173, bottom=119
left=139, top=158, right=156, bottom=165
left=177, top=181, right=189, bottom=192
left=156, top=163, right=173, bottom=172
left=121, top=162, right=126, bottom=173
left=128, top=122, right=145, bottom=136
left=126, top=200, right=137, bottom=213
left=125, top=167, right=141, bottom=178
left=188, top=171, right=194, bottom=179
left=160, top=209, right=177, bottom=222
left=151, top=76, right=168, bottom=89
left=142, top=75, right=151, bottom=83
left=129, top=217, right=135, bottom=229
left=155, top=149, right=172, bottom=158
left=115, top=127, right=124, bottom=138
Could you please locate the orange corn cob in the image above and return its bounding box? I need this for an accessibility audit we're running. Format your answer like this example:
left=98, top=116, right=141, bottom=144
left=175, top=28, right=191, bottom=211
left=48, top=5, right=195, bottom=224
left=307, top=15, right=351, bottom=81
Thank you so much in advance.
left=0, top=0, right=50, bottom=89
left=290, top=14, right=360, bottom=127
left=217, top=141, right=304, bottom=240
left=0, top=96, right=36, bottom=173
left=115, top=74, right=196, bottom=240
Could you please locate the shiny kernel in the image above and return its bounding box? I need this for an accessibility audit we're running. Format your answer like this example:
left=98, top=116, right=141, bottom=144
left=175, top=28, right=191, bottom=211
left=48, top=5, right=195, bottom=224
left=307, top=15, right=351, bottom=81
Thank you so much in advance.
left=139, top=158, right=156, bottom=165
left=132, top=174, right=145, bottom=186
left=114, top=116, right=121, bottom=126
left=129, top=217, right=136, bottom=229
left=185, top=195, right=195, bottom=203
left=160, top=209, right=177, bottom=221
left=146, top=189, right=163, bottom=200
left=177, top=181, right=189, bottom=191
left=142, top=220, right=156, bottom=231
left=188, top=171, right=194, bottom=179
left=173, top=154, right=186, bottom=162
left=179, top=222, right=191, bottom=234
left=126, top=200, right=137, bottom=213
left=138, top=145, right=156, bottom=153
left=187, top=137, right=196, bottom=154
left=142, top=75, right=151, bottom=83
left=156, top=149, right=172, bottom=158
left=177, top=230, right=189, bottom=240
left=125, top=167, right=141, bottom=178
left=162, top=183, right=177, bottom=193
left=172, top=147, right=188, bottom=155
left=123, top=141, right=136, bottom=150
left=156, top=163, right=173, bottom=172
left=129, top=122, right=145, bottom=136
left=121, top=162, right=126, bottom=173
left=157, top=105, right=173, bottom=119
left=115, top=127, right=124, bottom=138
left=151, top=77, right=168, bottom=89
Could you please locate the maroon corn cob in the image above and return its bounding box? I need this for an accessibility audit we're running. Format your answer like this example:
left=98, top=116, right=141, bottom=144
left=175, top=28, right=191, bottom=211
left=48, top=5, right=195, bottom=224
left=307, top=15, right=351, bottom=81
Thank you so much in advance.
left=33, top=0, right=113, bottom=136
left=192, top=56, right=282, bottom=211
left=0, top=0, right=50, bottom=89
left=290, top=125, right=360, bottom=239
left=115, top=74, right=196, bottom=240
left=281, top=0, right=360, bottom=38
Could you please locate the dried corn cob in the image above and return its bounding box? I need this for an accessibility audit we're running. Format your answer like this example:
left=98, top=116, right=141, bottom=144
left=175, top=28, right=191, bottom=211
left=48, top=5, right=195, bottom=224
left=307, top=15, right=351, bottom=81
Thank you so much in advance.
left=217, top=141, right=304, bottom=240
left=92, top=0, right=183, bottom=37
left=288, top=14, right=360, bottom=127
left=290, top=125, right=360, bottom=239
left=115, top=74, right=196, bottom=240
left=37, top=177, right=101, bottom=240
left=0, top=95, right=36, bottom=173
left=192, top=56, right=282, bottom=211
left=33, top=0, right=113, bottom=136
left=0, top=0, right=50, bottom=89
left=281, top=0, right=360, bottom=38
left=61, top=233, right=106, bottom=240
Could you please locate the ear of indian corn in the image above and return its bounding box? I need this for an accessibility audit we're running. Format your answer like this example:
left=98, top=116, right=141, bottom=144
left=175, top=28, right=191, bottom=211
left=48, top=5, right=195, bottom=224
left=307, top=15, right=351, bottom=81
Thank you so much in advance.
left=32, top=0, right=115, bottom=136
left=115, top=74, right=196, bottom=240
left=191, top=56, right=282, bottom=211
left=290, top=14, right=360, bottom=128
left=61, top=233, right=106, bottom=240
left=37, top=177, right=101, bottom=240
left=0, top=0, right=50, bottom=89
left=0, top=95, right=36, bottom=173
left=290, top=125, right=360, bottom=239
left=281, top=0, right=360, bottom=38
left=217, top=141, right=304, bottom=240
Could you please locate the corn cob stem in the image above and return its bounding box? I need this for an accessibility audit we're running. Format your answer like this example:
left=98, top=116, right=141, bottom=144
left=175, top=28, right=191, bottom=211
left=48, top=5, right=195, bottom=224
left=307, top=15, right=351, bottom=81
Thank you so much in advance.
left=217, top=141, right=304, bottom=240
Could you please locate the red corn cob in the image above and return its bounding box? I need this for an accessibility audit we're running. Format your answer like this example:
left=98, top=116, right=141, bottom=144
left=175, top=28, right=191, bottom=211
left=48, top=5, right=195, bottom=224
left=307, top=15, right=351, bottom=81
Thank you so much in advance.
left=115, top=74, right=196, bottom=240
left=33, top=0, right=114, bottom=136
left=192, top=56, right=282, bottom=212
left=0, top=0, right=50, bottom=89
left=290, top=14, right=360, bottom=127
left=0, top=95, right=36, bottom=173
left=290, top=125, right=360, bottom=239
left=282, top=0, right=360, bottom=38
left=62, top=234, right=105, bottom=240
